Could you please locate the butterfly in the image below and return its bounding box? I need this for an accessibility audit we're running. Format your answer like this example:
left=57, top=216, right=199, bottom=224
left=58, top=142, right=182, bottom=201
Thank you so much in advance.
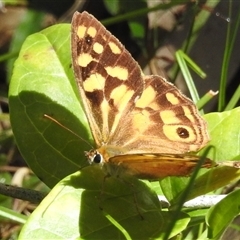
left=71, top=11, right=212, bottom=179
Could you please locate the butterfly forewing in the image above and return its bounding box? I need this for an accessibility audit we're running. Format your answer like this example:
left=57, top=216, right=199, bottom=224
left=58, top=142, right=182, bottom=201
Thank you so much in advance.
left=71, top=12, right=144, bottom=147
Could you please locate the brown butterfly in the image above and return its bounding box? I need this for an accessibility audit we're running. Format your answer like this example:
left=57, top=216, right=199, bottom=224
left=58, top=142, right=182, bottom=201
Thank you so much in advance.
left=71, top=11, right=212, bottom=179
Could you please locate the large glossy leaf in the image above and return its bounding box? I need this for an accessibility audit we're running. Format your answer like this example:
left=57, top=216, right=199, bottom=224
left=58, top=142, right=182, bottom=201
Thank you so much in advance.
left=9, top=24, right=92, bottom=187
left=19, top=167, right=190, bottom=239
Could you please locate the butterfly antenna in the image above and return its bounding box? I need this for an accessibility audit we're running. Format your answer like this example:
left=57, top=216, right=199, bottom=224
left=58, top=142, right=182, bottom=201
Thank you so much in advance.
left=44, top=114, right=94, bottom=149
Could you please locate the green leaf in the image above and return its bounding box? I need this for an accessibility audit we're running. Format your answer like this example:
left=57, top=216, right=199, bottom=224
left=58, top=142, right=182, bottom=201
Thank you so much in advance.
left=103, top=0, right=120, bottom=15
left=160, top=176, right=189, bottom=203
left=206, top=189, right=240, bottom=239
left=7, top=9, right=45, bottom=82
left=19, top=167, right=190, bottom=239
left=204, top=107, right=240, bottom=160
left=0, top=206, right=27, bottom=224
left=9, top=24, right=92, bottom=188
left=172, top=166, right=240, bottom=204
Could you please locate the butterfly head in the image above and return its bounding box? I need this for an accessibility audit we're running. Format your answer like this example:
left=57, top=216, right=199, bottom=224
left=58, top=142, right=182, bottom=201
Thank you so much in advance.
left=85, top=149, right=104, bottom=166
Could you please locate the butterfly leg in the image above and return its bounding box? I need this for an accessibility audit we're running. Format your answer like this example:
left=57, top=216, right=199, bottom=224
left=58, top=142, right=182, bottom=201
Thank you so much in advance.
left=123, top=178, right=144, bottom=220
left=96, top=173, right=111, bottom=211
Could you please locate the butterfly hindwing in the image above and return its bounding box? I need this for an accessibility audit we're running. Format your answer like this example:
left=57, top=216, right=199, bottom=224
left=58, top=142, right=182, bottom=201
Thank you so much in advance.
left=108, top=153, right=213, bottom=179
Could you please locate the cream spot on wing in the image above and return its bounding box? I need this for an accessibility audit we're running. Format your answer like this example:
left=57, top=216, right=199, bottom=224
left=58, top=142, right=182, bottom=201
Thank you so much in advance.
left=83, top=73, right=106, bottom=92
left=189, top=145, right=199, bottom=151
left=77, top=25, right=87, bottom=39
left=136, top=85, right=156, bottom=109
left=77, top=53, right=93, bottom=67
left=93, top=42, right=103, bottom=54
left=100, top=98, right=110, bottom=141
left=87, top=27, right=97, bottom=37
left=148, top=102, right=160, bottom=110
left=108, top=41, right=121, bottom=54
left=133, top=110, right=150, bottom=133
left=110, top=85, right=134, bottom=111
left=182, top=106, right=195, bottom=123
left=163, top=125, right=195, bottom=142
left=160, top=110, right=181, bottom=124
left=166, top=92, right=180, bottom=105
left=108, top=86, right=134, bottom=137
left=105, top=66, right=128, bottom=80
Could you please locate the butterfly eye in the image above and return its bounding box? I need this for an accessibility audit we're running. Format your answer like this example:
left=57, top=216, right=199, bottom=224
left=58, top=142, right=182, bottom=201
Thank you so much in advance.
left=177, top=127, right=189, bottom=138
left=85, top=150, right=103, bottom=165
left=93, top=152, right=103, bottom=164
